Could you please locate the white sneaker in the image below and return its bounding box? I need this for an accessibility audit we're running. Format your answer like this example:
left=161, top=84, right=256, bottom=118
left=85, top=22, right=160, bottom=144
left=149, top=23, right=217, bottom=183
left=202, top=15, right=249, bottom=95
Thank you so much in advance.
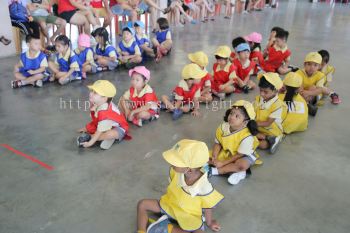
left=34, top=80, right=43, bottom=87
left=100, top=139, right=115, bottom=150
left=228, top=171, right=246, bottom=185
left=268, top=135, right=283, bottom=154
left=147, top=215, right=169, bottom=233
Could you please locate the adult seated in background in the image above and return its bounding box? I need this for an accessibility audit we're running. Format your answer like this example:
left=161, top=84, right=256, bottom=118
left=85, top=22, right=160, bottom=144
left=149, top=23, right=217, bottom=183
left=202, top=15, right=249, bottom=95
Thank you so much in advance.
left=57, top=0, right=99, bottom=35
left=90, top=0, right=113, bottom=28
left=110, top=0, right=164, bottom=33
left=8, top=0, right=41, bottom=38
left=27, top=0, right=66, bottom=46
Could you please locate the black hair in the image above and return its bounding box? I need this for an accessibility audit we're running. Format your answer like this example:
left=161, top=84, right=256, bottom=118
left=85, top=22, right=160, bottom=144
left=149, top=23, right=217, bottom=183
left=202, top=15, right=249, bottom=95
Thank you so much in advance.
left=251, top=42, right=261, bottom=51
left=107, top=97, right=113, bottom=103
left=283, top=86, right=298, bottom=112
left=275, top=29, right=289, bottom=41
left=25, top=34, right=40, bottom=43
left=55, top=35, right=70, bottom=47
left=318, top=50, right=330, bottom=64
left=215, top=55, right=228, bottom=60
left=93, top=27, right=110, bottom=53
left=271, top=26, right=284, bottom=34
left=259, top=76, right=276, bottom=90
left=157, top=17, right=169, bottom=30
left=122, top=27, right=133, bottom=34
left=231, top=37, right=246, bottom=50
left=223, top=106, right=258, bottom=136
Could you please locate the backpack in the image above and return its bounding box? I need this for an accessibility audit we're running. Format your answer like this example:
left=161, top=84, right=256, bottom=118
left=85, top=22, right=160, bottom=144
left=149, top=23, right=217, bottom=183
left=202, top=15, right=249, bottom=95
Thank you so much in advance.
left=9, top=0, right=28, bottom=22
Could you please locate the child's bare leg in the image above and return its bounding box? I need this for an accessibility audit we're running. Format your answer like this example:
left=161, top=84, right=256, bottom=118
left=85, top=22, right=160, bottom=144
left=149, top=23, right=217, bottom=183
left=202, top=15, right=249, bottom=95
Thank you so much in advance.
left=217, top=158, right=250, bottom=174
left=97, top=57, right=112, bottom=67
left=151, top=38, right=160, bottom=47
left=199, top=93, right=213, bottom=103
left=83, top=64, right=92, bottom=73
left=247, top=80, right=256, bottom=89
left=137, top=199, right=162, bottom=232
left=38, top=21, right=50, bottom=46
left=223, top=85, right=235, bottom=93
left=136, top=111, right=152, bottom=121
left=129, top=55, right=142, bottom=63
left=14, top=72, right=28, bottom=81
left=97, top=129, right=120, bottom=141
left=160, top=41, right=172, bottom=51
left=24, top=73, right=44, bottom=85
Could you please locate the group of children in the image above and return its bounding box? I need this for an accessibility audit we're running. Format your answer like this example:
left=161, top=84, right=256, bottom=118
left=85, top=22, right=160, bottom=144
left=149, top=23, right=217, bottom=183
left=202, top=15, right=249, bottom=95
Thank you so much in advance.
left=11, top=20, right=341, bottom=232
left=12, top=17, right=172, bottom=88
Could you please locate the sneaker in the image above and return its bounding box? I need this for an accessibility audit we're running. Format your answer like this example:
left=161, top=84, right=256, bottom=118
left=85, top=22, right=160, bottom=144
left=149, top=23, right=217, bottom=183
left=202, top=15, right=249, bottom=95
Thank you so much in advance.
left=307, top=103, right=318, bottom=116
left=34, top=80, right=43, bottom=87
left=100, top=139, right=115, bottom=150
left=132, top=117, right=143, bottom=127
left=228, top=171, right=246, bottom=185
left=242, top=85, right=249, bottom=94
left=330, top=93, right=341, bottom=104
left=172, top=108, right=183, bottom=120
left=11, top=80, right=22, bottom=89
left=267, top=135, right=282, bottom=154
left=147, top=215, right=169, bottom=233
left=77, top=133, right=91, bottom=147
left=243, top=10, right=249, bottom=14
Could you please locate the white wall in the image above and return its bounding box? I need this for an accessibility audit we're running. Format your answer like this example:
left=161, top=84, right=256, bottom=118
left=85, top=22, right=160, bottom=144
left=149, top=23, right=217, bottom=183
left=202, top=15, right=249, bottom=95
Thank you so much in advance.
left=0, top=1, right=17, bottom=58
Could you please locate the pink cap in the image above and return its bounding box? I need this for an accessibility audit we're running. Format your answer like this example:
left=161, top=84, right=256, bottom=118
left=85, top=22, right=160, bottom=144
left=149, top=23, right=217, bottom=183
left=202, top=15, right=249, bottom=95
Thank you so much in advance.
left=244, top=32, right=262, bottom=43
left=128, top=66, right=151, bottom=81
left=78, top=34, right=90, bottom=47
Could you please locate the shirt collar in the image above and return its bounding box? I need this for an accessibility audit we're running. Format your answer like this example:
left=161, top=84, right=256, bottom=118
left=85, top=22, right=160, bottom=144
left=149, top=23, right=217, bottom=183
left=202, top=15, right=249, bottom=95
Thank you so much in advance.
left=178, top=172, right=210, bottom=197
left=273, top=44, right=288, bottom=52
left=215, top=62, right=232, bottom=72
left=26, top=50, right=41, bottom=58
left=132, top=84, right=152, bottom=98
left=59, top=47, right=71, bottom=60
left=259, top=95, right=279, bottom=109
left=122, top=38, right=135, bottom=47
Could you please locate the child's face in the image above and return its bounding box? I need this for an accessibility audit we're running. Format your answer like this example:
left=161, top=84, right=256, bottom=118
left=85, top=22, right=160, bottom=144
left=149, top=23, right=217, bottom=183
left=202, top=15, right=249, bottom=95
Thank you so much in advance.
left=135, top=26, right=142, bottom=35
left=227, top=108, right=246, bottom=129
left=131, top=73, right=146, bottom=90
left=78, top=45, right=85, bottom=51
left=95, top=35, right=103, bottom=45
left=259, top=87, right=276, bottom=101
left=275, top=37, right=286, bottom=47
left=248, top=41, right=254, bottom=48
left=122, top=30, right=133, bottom=42
left=89, top=91, right=107, bottom=106
left=304, top=62, right=320, bottom=76
left=238, top=51, right=250, bottom=61
left=270, top=30, right=277, bottom=39
left=319, top=61, right=327, bottom=70
left=185, top=78, right=200, bottom=87
left=28, top=39, right=41, bottom=52
left=216, top=58, right=228, bottom=67
left=55, top=41, right=68, bottom=54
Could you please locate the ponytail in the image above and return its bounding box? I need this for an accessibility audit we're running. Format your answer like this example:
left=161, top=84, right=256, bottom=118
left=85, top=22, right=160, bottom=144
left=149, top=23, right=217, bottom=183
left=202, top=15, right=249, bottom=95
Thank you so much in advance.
left=247, top=120, right=258, bottom=136
left=284, top=86, right=298, bottom=112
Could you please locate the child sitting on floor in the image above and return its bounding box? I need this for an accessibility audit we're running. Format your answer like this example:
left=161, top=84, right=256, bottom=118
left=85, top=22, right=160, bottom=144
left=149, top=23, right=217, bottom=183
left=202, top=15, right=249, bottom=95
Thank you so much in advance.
left=152, top=17, right=172, bottom=62
left=119, top=66, right=159, bottom=127
left=12, top=35, right=48, bottom=89
left=77, top=80, right=129, bottom=150
left=75, top=34, right=98, bottom=79
left=48, top=35, right=82, bottom=85
left=318, top=50, right=341, bottom=104
left=230, top=36, right=246, bottom=61
left=278, top=72, right=308, bottom=134
left=118, top=26, right=143, bottom=69
left=188, top=51, right=213, bottom=103
left=161, top=64, right=206, bottom=120
left=134, top=21, right=155, bottom=59
left=211, top=46, right=237, bottom=100
left=232, top=43, right=256, bottom=93
left=209, top=100, right=260, bottom=185
left=137, top=139, right=223, bottom=233
left=253, top=72, right=287, bottom=154
left=92, top=27, right=119, bottom=71
left=245, top=32, right=264, bottom=74
left=296, top=52, right=341, bottom=116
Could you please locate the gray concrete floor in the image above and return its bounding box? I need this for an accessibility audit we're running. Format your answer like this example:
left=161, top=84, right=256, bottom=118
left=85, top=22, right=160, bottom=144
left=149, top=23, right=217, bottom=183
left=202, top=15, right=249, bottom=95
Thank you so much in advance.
left=1, top=1, right=350, bottom=233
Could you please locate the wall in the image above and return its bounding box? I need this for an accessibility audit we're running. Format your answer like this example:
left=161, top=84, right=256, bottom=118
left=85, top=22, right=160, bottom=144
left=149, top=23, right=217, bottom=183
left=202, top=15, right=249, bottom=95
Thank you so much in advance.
left=0, top=1, right=17, bottom=58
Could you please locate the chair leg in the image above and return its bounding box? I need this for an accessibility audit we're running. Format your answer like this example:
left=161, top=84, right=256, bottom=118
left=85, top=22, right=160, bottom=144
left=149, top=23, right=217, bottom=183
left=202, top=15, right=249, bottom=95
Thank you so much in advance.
left=12, top=27, right=22, bottom=55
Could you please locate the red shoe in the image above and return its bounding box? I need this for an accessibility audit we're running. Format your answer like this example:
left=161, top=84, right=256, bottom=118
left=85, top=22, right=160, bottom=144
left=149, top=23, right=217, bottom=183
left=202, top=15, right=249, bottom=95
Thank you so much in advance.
left=330, top=93, right=341, bottom=104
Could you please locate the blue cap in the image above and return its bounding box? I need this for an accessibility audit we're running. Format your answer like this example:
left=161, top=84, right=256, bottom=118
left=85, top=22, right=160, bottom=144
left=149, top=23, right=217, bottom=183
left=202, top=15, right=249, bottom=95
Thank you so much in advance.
left=236, top=43, right=251, bottom=53
left=122, top=26, right=135, bottom=36
left=134, top=21, right=145, bottom=29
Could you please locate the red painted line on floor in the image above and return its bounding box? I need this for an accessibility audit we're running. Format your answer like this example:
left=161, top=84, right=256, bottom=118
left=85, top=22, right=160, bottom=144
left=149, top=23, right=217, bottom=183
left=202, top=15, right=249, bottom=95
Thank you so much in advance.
left=0, top=144, right=54, bottom=171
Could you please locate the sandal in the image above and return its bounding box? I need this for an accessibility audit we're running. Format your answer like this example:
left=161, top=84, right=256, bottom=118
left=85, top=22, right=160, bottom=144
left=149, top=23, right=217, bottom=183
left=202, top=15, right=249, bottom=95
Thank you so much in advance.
left=11, top=80, right=22, bottom=89
left=0, top=36, right=11, bottom=46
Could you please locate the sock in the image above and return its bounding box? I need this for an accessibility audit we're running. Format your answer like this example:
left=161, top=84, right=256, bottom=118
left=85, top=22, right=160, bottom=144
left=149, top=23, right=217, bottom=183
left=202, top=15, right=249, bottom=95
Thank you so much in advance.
left=20, top=80, right=28, bottom=86
left=211, top=167, right=219, bottom=175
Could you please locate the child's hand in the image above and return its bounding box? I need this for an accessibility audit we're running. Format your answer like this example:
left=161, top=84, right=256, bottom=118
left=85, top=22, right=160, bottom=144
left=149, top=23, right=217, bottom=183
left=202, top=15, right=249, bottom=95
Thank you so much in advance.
left=121, top=51, right=129, bottom=56
left=208, top=220, right=221, bottom=232
left=28, top=16, right=34, bottom=22
left=191, top=110, right=201, bottom=117
left=128, top=111, right=135, bottom=121
left=82, top=141, right=93, bottom=148
left=214, top=160, right=224, bottom=168
left=27, top=70, right=35, bottom=75
left=218, top=85, right=225, bottom=91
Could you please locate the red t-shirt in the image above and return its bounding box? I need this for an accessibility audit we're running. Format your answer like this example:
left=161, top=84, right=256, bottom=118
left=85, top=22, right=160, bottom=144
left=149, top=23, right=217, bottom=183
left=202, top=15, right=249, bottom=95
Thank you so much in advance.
left=90, top=0, right=103, bottom=8
left=109, top=0, right=118, bottom=7
left=58, top=0, right=76, bottom=15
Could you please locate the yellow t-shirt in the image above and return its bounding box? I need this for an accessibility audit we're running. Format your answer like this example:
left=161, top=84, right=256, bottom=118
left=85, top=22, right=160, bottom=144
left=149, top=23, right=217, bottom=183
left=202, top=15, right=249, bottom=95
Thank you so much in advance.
left=159, top=168, right=224, bottom=231
left=296, top=69, right=325, bottom=89
left=321, top=64, right=335, bottom=86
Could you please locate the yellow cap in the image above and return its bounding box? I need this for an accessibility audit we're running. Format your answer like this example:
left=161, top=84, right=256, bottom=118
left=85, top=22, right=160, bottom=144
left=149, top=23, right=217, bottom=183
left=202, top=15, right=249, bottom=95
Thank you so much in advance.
left=232, top=100, right=256, bottom=120
left=87, top=80, right=117, bottom=98
left=258, top=72, right=283, bottom=90
left=163, top=139, right=209, bottom=168
left=214, top=46, right=231, bottom=58
left=188, top=51, right=209, bottom=67
left=283, top=72, right=302, bottom=88
left=304, top=52, right=322, bottom=64
left=181, top=63, right=207, bottom=80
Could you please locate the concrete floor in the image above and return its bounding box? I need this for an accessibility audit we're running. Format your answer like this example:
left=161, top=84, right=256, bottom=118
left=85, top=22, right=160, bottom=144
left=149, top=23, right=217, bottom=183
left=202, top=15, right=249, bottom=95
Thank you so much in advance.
left=1, top=1, right=350, bottom=233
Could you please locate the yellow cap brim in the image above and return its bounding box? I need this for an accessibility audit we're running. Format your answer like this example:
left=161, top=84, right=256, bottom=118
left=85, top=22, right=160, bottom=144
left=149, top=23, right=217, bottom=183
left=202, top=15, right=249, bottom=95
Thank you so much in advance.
left=163, top=150, right=187, bottom=168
